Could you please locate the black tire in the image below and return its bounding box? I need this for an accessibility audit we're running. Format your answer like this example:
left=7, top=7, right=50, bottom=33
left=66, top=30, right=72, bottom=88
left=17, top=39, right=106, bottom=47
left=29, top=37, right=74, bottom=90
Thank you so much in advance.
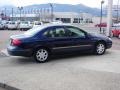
left=95, top=42, right=106, bottom=55
left=34, top=48, right=49, bottom=63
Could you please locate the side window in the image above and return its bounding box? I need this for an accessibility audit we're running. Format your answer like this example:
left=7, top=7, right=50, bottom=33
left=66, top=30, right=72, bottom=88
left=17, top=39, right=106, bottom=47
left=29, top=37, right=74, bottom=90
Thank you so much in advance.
left=66, top=27, right=86, bottom=38
left=55, top=28, right=66, bottom=37
left=43, top=27, right=66, bottom=38
left=43, top=29, right=53, bottom=37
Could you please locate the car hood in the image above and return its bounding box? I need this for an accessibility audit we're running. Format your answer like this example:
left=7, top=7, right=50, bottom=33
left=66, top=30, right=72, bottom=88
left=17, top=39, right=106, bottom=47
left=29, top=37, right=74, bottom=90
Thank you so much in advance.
left=88, top=33, right=109, bottom=39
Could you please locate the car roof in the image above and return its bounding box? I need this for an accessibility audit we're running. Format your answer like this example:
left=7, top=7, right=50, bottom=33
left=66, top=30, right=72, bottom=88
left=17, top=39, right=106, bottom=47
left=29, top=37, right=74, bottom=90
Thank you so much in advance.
left=36, top=24, right=77, bottom=29
left=32, top=24, right=83, bottom=33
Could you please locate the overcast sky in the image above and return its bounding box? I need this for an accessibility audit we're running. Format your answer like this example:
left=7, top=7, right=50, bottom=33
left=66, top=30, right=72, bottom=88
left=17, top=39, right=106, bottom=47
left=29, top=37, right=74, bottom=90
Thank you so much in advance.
left=0, top=0, right=118, bottom=8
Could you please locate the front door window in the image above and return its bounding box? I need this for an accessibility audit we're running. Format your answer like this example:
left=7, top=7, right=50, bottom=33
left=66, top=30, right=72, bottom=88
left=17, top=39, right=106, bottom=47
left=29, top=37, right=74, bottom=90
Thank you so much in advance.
left=65, top=27, right=86, bottom=38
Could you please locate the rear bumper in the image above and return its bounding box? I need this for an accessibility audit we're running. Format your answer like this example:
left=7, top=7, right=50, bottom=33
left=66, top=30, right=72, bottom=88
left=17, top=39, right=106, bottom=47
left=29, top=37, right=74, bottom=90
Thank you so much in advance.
left=7, top=45, right=33, bottom=57
left=19, top=26, right=31, bottom=29
left=0, top=27, right=4, bottom=29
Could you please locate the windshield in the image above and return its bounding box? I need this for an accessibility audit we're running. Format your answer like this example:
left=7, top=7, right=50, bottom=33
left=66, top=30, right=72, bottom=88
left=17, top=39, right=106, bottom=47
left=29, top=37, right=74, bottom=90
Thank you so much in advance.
left=35, top=22, right=41, bottom=25
left=11, top=22, right=15, bottom=24
left=24, top=25, right=47, bottom=36
left=21, top=21, right=29, bottom=24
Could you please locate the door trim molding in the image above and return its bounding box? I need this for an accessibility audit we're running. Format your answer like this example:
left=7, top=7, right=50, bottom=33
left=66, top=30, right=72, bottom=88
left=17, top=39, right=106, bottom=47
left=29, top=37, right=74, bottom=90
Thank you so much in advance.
left=52, top=44, right=92, bottom=50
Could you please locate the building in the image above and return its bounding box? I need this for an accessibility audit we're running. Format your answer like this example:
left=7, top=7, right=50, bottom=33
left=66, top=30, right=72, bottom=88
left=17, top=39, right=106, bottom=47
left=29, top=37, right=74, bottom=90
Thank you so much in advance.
left=10, top=12, right=93, bottom=24
left=92, top=16, right=107, bottom=24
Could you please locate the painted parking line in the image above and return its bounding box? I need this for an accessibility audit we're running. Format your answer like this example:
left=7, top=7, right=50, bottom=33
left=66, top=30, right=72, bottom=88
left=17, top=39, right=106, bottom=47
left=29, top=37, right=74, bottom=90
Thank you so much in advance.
left=0, top=49, right=9, bottom=57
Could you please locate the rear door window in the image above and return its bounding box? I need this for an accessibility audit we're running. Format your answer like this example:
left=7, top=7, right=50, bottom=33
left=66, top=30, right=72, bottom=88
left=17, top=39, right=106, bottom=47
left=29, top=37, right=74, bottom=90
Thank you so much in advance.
left=43, top=27, right=66, bottom=38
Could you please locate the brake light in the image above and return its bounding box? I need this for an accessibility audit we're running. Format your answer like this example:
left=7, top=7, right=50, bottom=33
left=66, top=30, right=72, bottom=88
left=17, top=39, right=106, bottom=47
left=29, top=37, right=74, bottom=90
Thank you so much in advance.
left=11, top=39, right=21, bottom=46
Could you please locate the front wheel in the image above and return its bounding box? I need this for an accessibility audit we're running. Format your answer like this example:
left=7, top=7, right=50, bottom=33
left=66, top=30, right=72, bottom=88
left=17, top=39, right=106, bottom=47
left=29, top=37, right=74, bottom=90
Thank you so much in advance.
left=34, top=48, right=49, bottom=63
left=95, top=43, right=106, bottom=55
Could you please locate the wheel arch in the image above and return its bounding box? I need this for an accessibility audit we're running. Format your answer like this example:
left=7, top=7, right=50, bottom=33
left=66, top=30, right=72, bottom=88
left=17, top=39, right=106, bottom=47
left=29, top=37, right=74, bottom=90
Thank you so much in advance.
left=32, top=46, right=52, bottom=55
left=95, top=40, right=107, bottom=48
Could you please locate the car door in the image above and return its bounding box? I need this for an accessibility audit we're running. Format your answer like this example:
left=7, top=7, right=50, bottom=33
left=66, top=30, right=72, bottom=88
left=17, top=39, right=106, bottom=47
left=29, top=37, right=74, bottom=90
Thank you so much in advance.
left=43, top=26, right=75, bottom=52
left=64, top=26, right=94, bottom=51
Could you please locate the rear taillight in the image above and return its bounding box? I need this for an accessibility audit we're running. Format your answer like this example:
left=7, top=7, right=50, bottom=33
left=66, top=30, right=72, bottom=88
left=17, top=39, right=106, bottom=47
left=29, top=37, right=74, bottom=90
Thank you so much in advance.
left=11, top=39, right=21, bottom=46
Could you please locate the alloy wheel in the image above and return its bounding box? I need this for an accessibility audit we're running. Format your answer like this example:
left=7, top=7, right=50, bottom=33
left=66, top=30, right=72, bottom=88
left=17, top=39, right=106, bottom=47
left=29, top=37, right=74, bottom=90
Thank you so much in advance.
left=35, top=49, right=49, bottom=63
left=96, top=43, right=105, bottom=55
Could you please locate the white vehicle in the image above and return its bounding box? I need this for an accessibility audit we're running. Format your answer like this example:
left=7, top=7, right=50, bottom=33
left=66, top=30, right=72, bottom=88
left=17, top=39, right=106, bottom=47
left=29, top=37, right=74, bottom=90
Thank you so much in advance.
left=4, top=21, right=9, bottom=29
left=29, top=22, right=34, bottom=28
left=33, top=21, right=43, bottom=28
left=0, top=21, right=4, bottom=29
left=18, top=21, right=32, bottom=30
left=113, top=23, right=120, bottom=27
left=50, top=20, right=63, bottom=24
left=7, top=21, right=18, bottom=30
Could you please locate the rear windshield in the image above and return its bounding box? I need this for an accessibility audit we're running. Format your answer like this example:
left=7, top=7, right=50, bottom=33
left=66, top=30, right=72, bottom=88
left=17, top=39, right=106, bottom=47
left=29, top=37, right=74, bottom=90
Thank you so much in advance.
left=21, top=22, right=28, bottom=24
left=9, top=22, right=15, bottom=24
left=11, top=22, right=15, bottom=24
left=35, top=22, right=41, bottom=25
left=24, top=25, right=47, bottom=36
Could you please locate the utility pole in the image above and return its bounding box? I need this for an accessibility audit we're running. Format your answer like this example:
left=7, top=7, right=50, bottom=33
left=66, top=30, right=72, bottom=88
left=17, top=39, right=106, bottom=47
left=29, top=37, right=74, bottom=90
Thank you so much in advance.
left=106, top=0, right=113, bottom=37
left=100, top=0, right=104, bottom=33
left=12, top=8, right=13, bottom=21
left=50, top=3, right=53, bottom=22
left=117, top=0, right=120, bottom=22
left=4, top=8, right=6, bottom=20
left=18, top=7, right=23, bottom=21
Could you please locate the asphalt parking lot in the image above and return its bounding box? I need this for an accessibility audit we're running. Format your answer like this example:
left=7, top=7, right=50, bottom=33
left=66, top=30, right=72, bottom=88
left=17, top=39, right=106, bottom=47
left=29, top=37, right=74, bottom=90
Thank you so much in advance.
left=0, top=50, right=120, bottom=90
left=0, top=28, right=120, bottom=90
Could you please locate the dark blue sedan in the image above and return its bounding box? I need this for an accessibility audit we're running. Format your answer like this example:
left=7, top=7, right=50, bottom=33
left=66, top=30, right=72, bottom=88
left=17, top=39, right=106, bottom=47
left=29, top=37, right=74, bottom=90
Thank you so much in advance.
left=7, top=24, right=112, bottom=63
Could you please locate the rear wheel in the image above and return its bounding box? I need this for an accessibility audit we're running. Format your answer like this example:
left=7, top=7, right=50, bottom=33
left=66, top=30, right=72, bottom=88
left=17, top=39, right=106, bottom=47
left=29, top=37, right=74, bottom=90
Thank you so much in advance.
left=95, top=43, right=106, bottom=55
left=34, top=48, right=49, bottom=63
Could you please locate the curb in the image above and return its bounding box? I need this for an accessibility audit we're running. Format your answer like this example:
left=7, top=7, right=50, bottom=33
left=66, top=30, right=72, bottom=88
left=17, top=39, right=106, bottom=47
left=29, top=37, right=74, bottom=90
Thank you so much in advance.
left=0, top=82, right=20, bottom=90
